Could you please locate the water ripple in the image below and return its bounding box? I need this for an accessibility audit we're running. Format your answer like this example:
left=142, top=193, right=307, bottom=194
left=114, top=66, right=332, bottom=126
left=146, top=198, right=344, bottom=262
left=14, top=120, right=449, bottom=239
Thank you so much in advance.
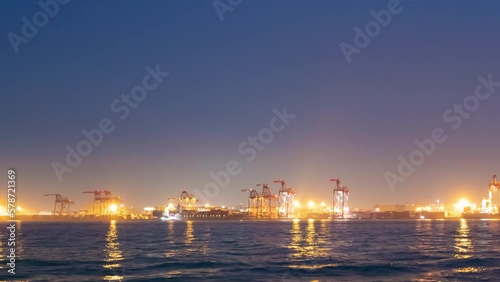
left=0, top=219, right=499, bottom=281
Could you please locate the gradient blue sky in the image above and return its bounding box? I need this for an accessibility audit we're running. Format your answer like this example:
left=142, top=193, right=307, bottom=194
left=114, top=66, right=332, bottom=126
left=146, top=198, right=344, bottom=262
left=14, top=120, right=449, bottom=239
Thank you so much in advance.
left=1, top=0, right=500, bottom=211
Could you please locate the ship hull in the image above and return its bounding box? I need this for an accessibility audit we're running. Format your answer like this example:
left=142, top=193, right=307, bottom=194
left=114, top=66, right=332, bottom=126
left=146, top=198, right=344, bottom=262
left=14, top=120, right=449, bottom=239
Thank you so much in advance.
left=162, top=209, right=247, bottom=221
left=462, top=213, right=500, bottom=219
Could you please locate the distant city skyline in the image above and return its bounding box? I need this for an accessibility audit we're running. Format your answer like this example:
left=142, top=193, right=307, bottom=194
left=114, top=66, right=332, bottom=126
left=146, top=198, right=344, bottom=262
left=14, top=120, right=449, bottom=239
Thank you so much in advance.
left=1, top=0, right=500, bottom=212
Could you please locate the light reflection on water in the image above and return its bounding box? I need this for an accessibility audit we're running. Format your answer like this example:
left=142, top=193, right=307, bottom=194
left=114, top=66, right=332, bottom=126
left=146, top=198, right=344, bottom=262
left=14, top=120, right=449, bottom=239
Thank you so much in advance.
left=449, top=219, right=480, bottom=275
left=414, top=219, right=435, bottom=257
left=304, top=219, right=317, bottom=258
left=185, top=220, right=194, bottom=245
left=103, top=220, right=124, bottom=281
left=288, top=220, right=337, bottom=271
left=199, top=223, right=211, bottom=256
left=454, top=219, right=473, bottom=259
left=184, top=221, right=198, bottom=254
left=453, top=266, right=483, bottom=273
left=163, top=221, right=215, bottom=278
left=7, top=220, right=500, bottom=281
left=164, top=221, right=178, bottom=258
left=164, top=220, right=211, bottom=260
left=15, top=221, right=24, bottom=259
left=288, top=219, right=303, bottom=260
left=0, top=226, right=3, bottom=270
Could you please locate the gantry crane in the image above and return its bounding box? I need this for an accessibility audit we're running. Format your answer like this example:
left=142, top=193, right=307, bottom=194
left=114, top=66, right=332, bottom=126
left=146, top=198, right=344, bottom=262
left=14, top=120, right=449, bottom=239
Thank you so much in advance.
left=180, top=191, right=197, bottom=209
left=168, top=191, right=197, bottom=211
left=491, top=174, right=500, bottom=196
left=273, top=180, right=295, bottom=218
left=44, top=194, right=74, bottom=216
left=329, top=178, right=349, bottom=218
left=83, top=190, right=106, bottom=216
left=482, top=174, right=500, bottom=214
left=257, top=183, right=278, bottom=218
left=241, top=188, right=261, bottom=218
left=167, top=196, right=180, bottom=212
left=83, top=190, right=122, bottom=216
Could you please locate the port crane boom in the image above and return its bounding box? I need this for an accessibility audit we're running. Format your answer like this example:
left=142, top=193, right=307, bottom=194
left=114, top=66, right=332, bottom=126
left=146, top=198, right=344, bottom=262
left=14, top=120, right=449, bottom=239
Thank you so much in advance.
left=242, top=188, right=261, bottom=218
left=483, top=174, right=500, bottom=214
left=273, top=179, right=295, bottom=218
left=83, top=190, right=122, bottom=216
left=257, top=183, right=278, bottom=218
left=44, top=193, right=74, bottom=216
left=329, top=178, right=349, bottom=218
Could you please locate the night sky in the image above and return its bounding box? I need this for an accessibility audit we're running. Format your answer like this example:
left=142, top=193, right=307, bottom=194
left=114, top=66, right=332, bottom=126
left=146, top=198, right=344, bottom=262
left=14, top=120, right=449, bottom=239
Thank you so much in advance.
left=1, top=0, right=500, bottom=211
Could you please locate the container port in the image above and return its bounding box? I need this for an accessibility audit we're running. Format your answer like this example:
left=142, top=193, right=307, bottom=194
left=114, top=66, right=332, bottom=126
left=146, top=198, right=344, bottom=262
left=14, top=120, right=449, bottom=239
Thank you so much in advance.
left=2, top=175, right=500, bottom=221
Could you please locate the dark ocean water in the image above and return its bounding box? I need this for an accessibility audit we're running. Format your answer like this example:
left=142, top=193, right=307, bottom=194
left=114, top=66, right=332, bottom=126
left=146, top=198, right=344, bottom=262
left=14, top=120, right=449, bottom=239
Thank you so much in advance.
left=0, top=219, right=499, bottom=281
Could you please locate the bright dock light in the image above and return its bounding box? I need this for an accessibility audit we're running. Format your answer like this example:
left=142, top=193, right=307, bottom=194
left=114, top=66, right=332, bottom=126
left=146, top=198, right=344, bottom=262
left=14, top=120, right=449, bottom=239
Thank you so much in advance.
left=109, top=204, right=118, bottom=213
left=455, top=198, right=470, bottom=213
